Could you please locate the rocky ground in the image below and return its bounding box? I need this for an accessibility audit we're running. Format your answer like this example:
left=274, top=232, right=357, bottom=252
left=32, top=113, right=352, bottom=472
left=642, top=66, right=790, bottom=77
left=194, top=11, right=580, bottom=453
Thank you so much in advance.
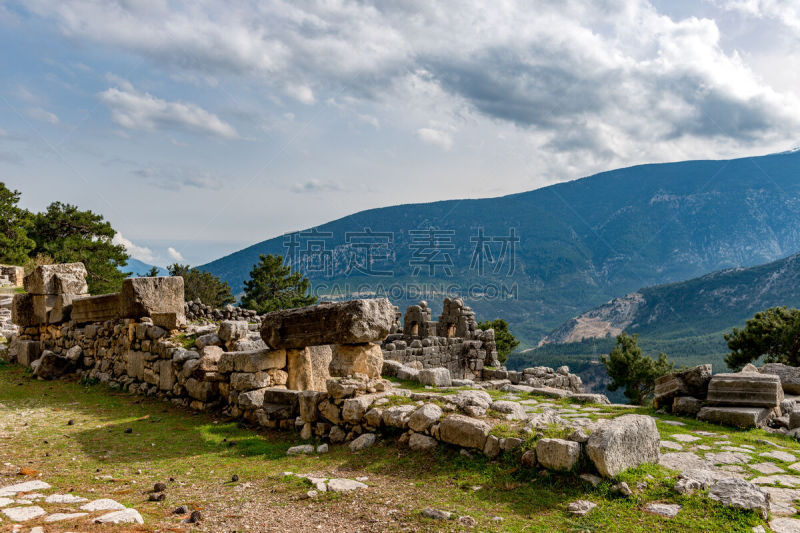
left=0, top=362, right=795, bottom=532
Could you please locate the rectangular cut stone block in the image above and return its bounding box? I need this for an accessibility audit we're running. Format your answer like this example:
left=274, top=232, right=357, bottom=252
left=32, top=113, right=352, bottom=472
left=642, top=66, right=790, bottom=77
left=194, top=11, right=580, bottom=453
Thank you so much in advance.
left=697, top=406, right=772, bottom=428
left=260, top=298, right=394, bottom=349
left=119, top=277, right=185, bottom=319
left=706, top=373, right=782, bottom=407
left=48, top=294, right=78, bottom=323
left=151, top=312, right=186, bottom=330
left=218, top=349, right=286, bottom=373
left=32, top=295, right=57, bottom=324
left=24, top=263, right=88, bottom=295
left=126, top=351, right=146, bottom=381
left=11, top=293, right=37, bottom=327
left=262, top=388, right=300, bottom=408
left=14, top=340, right=41, bottom=366
left=71, top=294, right=121, bottom=323
left=0, top=265, right=25, bottom=286
left=760, top=363, right=800, bottom=395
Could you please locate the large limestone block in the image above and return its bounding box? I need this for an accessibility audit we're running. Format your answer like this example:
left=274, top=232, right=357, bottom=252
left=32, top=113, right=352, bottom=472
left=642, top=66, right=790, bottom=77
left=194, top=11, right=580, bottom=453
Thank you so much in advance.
left=697, top=406, right=772, bottom=428
left=218, top=320, right=249, bottom=342
left=24, top=263, right=88, bottom=295
left=156, top=360, right=174, bottom=391
left=71, top=293, right=121, bottom=323
left=654, top=364, right=712, bottom=408
left=260, top=298, right=394, bottom=349
left=185, top=378, right=216, bottom=402
left=438, top=414, right=490, bottom=450
left=329, top=343, right=383, bottom=378
left=586, top=414, right=660, bottom=477
left=309, top=345, right=332, bottom=391
left=126, top=351, right=146, bottom=381
left=11, top=293, right=36, bottom=327
left=287, top=348, right=314, bottom=391
left=48, top=294, right=78, bottom=323
left=218, top=349, right=286, bottom=373
left=761, top=363, right=800, bottom=395
left=536, top=438, right=581, bottom=471
left=119, top=277, right=185, bottom=319
left=418, top=367, right=452, bottom=387
left=14, top=340, right=41, bottom=366
left=706, top=373, right=783, bottom=407
left=35, top=351, right=75, bottom=379
left=31, top=294, right=56, bottom=324
left=708, top=478, right=769, bottom=519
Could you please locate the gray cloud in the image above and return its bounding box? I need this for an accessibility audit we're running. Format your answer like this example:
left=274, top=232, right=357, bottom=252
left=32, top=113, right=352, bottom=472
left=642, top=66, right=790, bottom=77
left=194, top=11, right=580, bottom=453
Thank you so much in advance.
left=132, top=165, right=224, bottom=191
left=290, top=179, right=346, bottom=194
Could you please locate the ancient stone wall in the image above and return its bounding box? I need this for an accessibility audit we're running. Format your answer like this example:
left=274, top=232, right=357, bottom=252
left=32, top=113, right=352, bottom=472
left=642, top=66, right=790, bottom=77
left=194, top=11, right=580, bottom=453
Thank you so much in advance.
left=0, top=264, right=24, bottom=288
left=382, top=298, right=499, bottom=380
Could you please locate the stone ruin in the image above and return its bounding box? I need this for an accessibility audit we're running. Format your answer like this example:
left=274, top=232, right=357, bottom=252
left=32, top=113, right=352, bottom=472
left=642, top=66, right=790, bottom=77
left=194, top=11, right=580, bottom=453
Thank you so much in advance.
left=654, top=362, right=800, bottom=433
left=2, top=262, right=666, bottom=482
left=0, top=264, right=24, bottom=288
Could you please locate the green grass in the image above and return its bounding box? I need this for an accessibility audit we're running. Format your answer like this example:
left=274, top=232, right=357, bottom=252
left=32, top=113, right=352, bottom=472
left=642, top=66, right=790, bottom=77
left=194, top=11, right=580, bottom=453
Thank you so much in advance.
left=0, top=364, right=781, bottom=531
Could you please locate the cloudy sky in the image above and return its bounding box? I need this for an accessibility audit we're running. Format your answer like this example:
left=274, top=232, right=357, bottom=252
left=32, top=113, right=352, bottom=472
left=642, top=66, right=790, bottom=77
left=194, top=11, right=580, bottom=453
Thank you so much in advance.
left=1, top=0, right=799, bottom=267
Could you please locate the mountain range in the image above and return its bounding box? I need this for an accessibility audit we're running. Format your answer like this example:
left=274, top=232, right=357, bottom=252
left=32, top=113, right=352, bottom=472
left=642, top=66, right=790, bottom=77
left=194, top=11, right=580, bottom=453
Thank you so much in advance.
left=199, top=150, right=800, bottom=353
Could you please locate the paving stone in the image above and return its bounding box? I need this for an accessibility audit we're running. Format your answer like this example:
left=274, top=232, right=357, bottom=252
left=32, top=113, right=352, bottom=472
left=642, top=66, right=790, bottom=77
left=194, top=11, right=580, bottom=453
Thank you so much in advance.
left=761, top=451, right=797, bottom=462
left=80, top=498, right=125, bottom=511
left=661, top=420, right=686, bottom=426
left=44, top=494, right=88, bottom=504
left=763, top=487, right=800, bottom=516
left=705, top=452, right=752, bottom=465
left=44, top=512, right=89, bottom=522
left=1, top=506, right=46, bottom=522
left=660, top=440, right=683, bottom=451
left=670, top=434, right=700, bottom=443
left=0, top=497, right=13, bottom=507
left=0, top=481, right=51, bottom=497
left=771, top=517, right=800, bottom=533
left=327, top=479, right=368, bottom=492
left=750, top=462, right=785, bottom=474
left=645, top=503, right=681, bottom=518
left=751, top=475, right=800, bottom=487
left=94, top=508, right=144, bottom=524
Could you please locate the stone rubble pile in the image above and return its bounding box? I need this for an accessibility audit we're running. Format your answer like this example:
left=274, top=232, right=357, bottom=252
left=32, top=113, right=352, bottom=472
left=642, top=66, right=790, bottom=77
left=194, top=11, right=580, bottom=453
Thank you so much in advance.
left=185, top=299, right=261, bottom=323
left=1, top=293, right=18, bottom=341
left=655, top=363, right=800, bottom=431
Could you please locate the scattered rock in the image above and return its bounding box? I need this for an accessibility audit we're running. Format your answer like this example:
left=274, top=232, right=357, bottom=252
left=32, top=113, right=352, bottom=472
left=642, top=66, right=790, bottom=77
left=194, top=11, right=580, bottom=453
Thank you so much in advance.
left=287, top=444, right=315, bottom=455
left=80, top=498, right=126, bottom=511
left=566, top=500, right=596, bottom=516
left=409, top=433, right=438, bottom=451
left=645, top=503, right=681, bottom=518
left=422, top=508, right=452, bottom=520
left=44, top=512, right=88, bottom=522
left=148, top=492, right=166, bottom=501
left=536, top=438, right=581, bottom=471
left=349, top=433, right=377, bottom=452
left=586, top=414, right=660, bottom=477
left=44, top=494, right=88, bottom=504
left=95, top=508, right=144, bottom=524
left=612, top=482, right=632, bottom=497
left=708, top=478, right=769, bottom=519
left=327, top=478, right=368, bottom=492
left=1, top=506, right=46, bottom=522
left=173, top=505, right=190, bottom=515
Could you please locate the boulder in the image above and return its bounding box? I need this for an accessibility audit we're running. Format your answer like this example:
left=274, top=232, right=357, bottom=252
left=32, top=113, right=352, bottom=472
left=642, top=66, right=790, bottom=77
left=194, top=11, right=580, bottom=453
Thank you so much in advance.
left=409, top=433, right=438, bottom=451
left=706, top=373, right=782, bottom=408
left=349, top=433, right=376, bottom=452
left=35, top=350, right=74, bottom=379
left=24, top=263, right=88, bottom=295
left=260, top=298, right=395, bottom=349
left=13, top=340, right=41, bottom=366
left=438, top=414, right=490, bottom=450
left=238, top=388, right=266, bottom=409
left=490, top=400, right=527, bottom=420
left=342, top=395, right=374, bottom=423
left=672, top=396, right=702, bottom=416
left=119, top=277, right=185, bottom=320
left=382, top=405, right=416, bottom=428
left=697, top=406, right=773, bottom=428
left=418, top=367, right=452, bottom=387
left=708, top=478, right=770, bottom=519
left=329, top=343, right=383, bottom=378
left=408, top=403, right=443, bottom=433
left=536, top=438, right=581, bottom=471
left=586, top=414, right=660, bottom=477
left=218, top=349, right=286, bottom=373
left=761, top=363, right=800, bottom=395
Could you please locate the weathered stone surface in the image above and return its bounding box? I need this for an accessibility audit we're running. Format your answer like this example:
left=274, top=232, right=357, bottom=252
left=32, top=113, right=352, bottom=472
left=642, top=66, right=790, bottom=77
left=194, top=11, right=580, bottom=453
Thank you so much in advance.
left=230, top=372, right=270, bottom=391
left=706, top=373, right=783, bottom=408
left=287, top=348, right=314, bottom=391
left=0, top=480, right=51, bottom=497
left=119, top=277, right=185, bottom=319
left=151, top=311, right=185, bottom=330
left=771, top=517, right=800, bottom=533
left=12, top=340, right=41, bottom=366
left=697, top=406, right=772, bottom=428
left=567, top=500, right=596, bottom=516
left=45, top=512, right=89, bottom=522
left=24, top=263, right=87, bottom=295
left=708, top=478, right=769, bottom=519
left=586, top=414, right=660, bottom=477
left=329, top=343, right=383, bottom=378
left=761, top=363, right=800, bottom=395
left=80, top=499, right=126, bottom=511
left=382, top=405, right=416, bottom=428
left=536, top=438, right=581, bottom=471
left=238, top=388, right=266, bottom=409
left=260, top=298, right=394, bottom=349
left=438, top=414, right=490, bottom=450
left=11, top=293, right=36, bottom=327
left=185, top=378, right=215, bottom=402
left=218, top=349, right=286, bottom=373
left=327, top=478, right=368, bottom=492
left=71, top=293, right=120, bottom=323
left=218, top=320, right=249, bottom=342
left=654, top=364, right=712, bottom=408
left=418, top=367, right=452, bottom=387
left=2, top=505, right=47, bottom=521
left=299, top=390, right=324, bottom=422
left=35, top=350, right=74, bottom=379
left=673, top=396, right=702, bottom=416
left=645, top=503, right=681, bottom=518
left=490, top=400, right=527, bottom=420
left=408, top=403, right=443, bottom=433
left=309, top=345, right=333, bottom=391
left=47, top=294, right=78, bottom=323
left=349, top=433, right=376, bottom=451
left=409, top=432, right=438, bottom=451
left=94, top=508, right=144, bottom=524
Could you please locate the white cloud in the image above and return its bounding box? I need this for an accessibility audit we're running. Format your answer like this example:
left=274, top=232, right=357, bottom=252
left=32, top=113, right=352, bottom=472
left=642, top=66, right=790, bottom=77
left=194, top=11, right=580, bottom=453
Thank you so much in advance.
left=25, top=107, right=59, bottom=124
left=167, top=247, right=184, bottom=262
left=290, top=179, right=345, bottom=194
left=113, top=232, right=156, bottom=264
left=417, top=127, right=453, bottom=150
left=712, top=0, right=800, bottom=30
left=98, top=83, right=238, bottom=138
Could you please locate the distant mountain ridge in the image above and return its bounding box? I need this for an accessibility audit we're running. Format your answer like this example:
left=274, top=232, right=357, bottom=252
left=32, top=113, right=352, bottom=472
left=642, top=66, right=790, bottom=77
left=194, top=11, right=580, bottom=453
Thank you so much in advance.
left=122, top=258, right=168, bottom=277
left=199, top=150, right=800, bottom=348
left=542, top=251, right=800, bottom=347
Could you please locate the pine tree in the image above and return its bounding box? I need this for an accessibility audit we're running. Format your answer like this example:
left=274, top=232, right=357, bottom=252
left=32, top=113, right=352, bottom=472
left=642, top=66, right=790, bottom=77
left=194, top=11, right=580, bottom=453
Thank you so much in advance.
left=29, top=202, right=130, bottom=294
left=725, top=307, right=800, bottom=369
left=601, top=333, right=674, bottom=405
left=167, top=263, right=234, bottom=308
left=0, top=182, right=35, bottom=265
left=478, top=318, right=520, bottom=364
left=241, top=254, right=317, bottom=313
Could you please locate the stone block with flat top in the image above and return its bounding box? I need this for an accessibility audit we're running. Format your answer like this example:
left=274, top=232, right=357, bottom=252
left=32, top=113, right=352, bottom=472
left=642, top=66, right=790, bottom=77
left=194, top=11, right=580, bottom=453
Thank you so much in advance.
left=706, top=372, right=782, bottom=408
